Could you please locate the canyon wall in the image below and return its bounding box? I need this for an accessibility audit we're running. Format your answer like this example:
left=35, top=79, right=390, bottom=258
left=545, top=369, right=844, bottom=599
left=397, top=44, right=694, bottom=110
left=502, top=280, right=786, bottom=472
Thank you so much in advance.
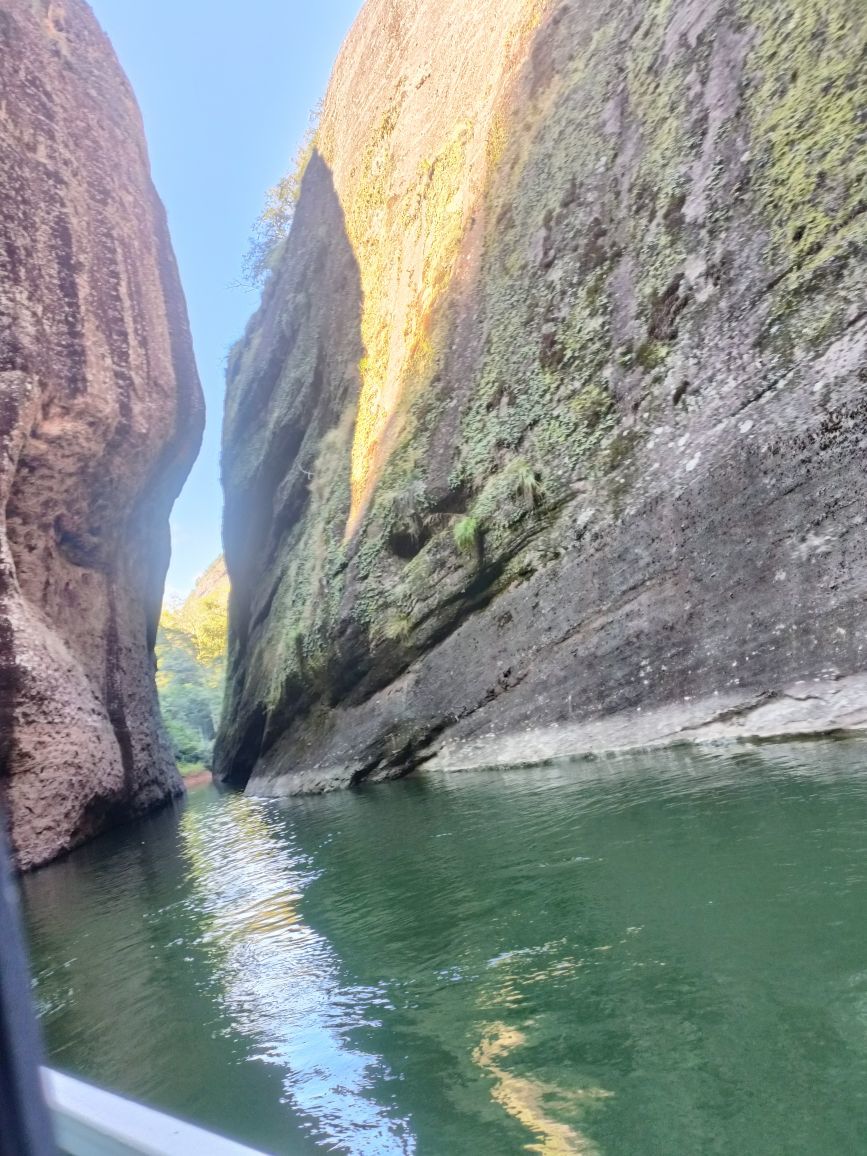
left=0, top=0, right=204, bottom=867
left=217, top=0, right=866, bottom=794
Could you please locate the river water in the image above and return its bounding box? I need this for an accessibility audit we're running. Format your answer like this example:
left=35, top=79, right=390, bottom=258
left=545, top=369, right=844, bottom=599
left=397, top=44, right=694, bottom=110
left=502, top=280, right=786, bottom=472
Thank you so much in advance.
left=22, top=740, right=867, bottom=1155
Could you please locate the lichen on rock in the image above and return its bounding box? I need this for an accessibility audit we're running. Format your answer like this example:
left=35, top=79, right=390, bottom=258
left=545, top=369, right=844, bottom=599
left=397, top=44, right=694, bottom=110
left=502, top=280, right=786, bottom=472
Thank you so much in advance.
left=217, top=0, right=867, bottom=795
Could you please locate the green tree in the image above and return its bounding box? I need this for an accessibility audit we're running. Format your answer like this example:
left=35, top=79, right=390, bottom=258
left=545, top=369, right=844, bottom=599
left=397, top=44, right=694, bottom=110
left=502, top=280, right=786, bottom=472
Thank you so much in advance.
left=156, top=561, right=230, bottom=772
left=242, top=103, right=322, bottom=285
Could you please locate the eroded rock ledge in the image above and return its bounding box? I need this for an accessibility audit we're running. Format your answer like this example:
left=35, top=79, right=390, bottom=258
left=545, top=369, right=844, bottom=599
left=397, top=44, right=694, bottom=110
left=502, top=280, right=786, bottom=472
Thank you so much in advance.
left=0, top=0, right=204, bottom=868
left=217, top=0, right=867, bottom=794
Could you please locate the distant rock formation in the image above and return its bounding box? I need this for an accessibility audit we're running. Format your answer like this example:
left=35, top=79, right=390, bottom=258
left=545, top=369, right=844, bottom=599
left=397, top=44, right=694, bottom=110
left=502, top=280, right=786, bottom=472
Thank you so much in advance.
left=217, top=0, right=867, bottom=795
left=0, top=0, right=204, bottom=868
left=186, top=556, right=230, bottom=607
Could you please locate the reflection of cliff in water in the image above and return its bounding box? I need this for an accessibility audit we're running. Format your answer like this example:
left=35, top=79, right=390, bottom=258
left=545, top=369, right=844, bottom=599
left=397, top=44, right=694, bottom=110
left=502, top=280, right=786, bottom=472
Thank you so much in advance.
left=473, top=1022, right=611, bottom=1156
left=178, top=794, right=416, bottom=1154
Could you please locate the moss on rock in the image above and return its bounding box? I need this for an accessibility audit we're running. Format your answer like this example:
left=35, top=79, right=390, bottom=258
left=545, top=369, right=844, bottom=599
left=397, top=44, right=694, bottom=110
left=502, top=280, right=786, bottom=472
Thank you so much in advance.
left=216, top=0, right=867, bottom=791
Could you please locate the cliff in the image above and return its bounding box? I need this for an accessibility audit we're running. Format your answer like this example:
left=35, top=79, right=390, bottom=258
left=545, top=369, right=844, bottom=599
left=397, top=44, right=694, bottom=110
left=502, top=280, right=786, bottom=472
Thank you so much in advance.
left=217, top=0, right=867, bottom=795
left=0, top=0, right=204, bottom=867
left=186, top=556, right=230, bottom=607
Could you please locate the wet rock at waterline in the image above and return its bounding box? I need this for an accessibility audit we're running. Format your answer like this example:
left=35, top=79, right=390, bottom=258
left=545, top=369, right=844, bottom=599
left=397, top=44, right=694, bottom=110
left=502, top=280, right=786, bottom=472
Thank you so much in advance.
left=217, top=0, right=867, bottom=795
left=0, top=0, right=204, bottom=868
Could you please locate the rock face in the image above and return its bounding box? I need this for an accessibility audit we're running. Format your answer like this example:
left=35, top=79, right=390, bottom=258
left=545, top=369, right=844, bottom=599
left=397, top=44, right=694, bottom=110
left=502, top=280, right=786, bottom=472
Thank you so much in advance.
left=0, top=0, right=204, bottom=868
left=217, top=0, right=867, bottom=795
left=186, top=555, right=230, bottom=609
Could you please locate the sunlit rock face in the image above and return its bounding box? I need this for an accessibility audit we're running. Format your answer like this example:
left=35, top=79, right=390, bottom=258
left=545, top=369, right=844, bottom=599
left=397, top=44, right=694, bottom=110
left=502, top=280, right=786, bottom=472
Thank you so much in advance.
left=0, top=0, right=204, bottom=868
left=218, top=0, right=867, bottom=794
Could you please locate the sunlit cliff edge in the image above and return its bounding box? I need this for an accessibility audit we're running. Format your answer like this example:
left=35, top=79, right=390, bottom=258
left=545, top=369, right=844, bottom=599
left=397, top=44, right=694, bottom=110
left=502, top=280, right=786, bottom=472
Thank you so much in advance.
left=217, top=0, right=867, bottom=794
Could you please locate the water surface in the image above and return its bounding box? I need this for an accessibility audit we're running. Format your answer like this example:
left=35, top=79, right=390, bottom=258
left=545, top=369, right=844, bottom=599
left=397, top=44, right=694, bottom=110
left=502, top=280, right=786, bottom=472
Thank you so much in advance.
left=23, top=740, right=867, bottom=1154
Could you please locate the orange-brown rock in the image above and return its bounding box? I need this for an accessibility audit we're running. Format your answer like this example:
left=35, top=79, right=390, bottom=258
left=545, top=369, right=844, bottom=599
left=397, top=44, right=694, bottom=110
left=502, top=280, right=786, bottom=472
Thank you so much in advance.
left=217, top=0, right=867, bottom=796
left=0, top=0, right=204, bottom=869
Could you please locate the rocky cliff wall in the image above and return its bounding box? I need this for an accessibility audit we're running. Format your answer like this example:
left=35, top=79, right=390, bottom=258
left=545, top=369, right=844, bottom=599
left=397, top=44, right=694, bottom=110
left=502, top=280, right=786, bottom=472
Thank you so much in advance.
left=217, top=0, right=867, bottom=794
left=0, top=0, right=204, bottom=867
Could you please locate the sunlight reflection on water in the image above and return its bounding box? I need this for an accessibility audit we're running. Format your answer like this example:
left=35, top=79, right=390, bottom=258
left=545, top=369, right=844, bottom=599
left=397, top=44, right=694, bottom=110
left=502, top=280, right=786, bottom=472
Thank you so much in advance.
left=23, top=738, right=867, bottom=1155
left=179, top=795, right=416, bottom=1154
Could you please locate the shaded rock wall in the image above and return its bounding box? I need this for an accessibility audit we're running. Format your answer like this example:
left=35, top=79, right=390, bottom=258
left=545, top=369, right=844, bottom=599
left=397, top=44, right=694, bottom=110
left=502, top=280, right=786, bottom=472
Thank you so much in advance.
left=0, top=0, right=204, bottom=867
left=218, top=0, right=867, bottom=794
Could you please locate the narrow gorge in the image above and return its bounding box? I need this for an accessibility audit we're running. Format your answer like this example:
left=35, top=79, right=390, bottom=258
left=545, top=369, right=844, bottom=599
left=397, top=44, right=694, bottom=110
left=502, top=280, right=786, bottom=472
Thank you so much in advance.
left=216, top=0, right=867, bottom=796
left=0, top=0, right=203, bottom=869
left=8, top=2, right=867, bottom=1152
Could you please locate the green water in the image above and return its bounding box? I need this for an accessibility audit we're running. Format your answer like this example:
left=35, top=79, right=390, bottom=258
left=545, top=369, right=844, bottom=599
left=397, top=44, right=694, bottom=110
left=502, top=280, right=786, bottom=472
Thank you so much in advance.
left=22, top=740, right=867, bottom=1154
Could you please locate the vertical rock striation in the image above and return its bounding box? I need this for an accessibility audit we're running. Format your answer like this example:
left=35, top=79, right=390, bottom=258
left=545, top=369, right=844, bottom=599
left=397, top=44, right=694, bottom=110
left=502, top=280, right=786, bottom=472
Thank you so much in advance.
left=0, top=0, right=204, bottom=868
left=218, top=0, right=867, bottom=794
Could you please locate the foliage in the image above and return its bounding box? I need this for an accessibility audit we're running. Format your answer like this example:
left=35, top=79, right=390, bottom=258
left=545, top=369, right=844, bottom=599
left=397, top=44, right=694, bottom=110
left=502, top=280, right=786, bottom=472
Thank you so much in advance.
left=156, top=567, right=229, bottom=769
left=178, top=762, right=210, bottom=779
left=453, top=516, right=481, bottom=557
left=510, top=461, right=545, bottom=511
left=471, top=459, right=547, bottom=532
left=381, top=613, right=413, bottom=644
left=745, top=0, right=867, bottom=272
left=633, top=340, right=670, bottom=372
left=570, top=383, right=614, bottom=429
left=242, top=104, right=322, bottom=286
left=182, top=589, right=229, bottom=665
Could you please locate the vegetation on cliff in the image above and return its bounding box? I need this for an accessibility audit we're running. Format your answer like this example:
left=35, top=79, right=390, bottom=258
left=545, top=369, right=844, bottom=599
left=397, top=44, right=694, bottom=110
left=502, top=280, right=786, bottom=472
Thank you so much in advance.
left=217, top=0, right=867, bottom=792
left=243, top=107, right=322, bottom=286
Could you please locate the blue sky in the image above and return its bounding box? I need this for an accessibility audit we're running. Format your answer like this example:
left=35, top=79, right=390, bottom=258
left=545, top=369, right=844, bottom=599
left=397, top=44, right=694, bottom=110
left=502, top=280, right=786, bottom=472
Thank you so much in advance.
left=88, top=0, right=362, bottom=597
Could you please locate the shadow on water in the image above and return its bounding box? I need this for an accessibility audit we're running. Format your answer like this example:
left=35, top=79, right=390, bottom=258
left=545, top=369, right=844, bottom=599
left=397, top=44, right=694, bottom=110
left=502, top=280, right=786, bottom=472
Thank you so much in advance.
left=22, top=738, right=867, bottom=1155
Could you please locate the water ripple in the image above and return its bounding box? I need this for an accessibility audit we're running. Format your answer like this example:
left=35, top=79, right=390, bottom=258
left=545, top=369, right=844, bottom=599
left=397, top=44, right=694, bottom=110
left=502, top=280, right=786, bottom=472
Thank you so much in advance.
left=179, top=796, right=415, bottom=1154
